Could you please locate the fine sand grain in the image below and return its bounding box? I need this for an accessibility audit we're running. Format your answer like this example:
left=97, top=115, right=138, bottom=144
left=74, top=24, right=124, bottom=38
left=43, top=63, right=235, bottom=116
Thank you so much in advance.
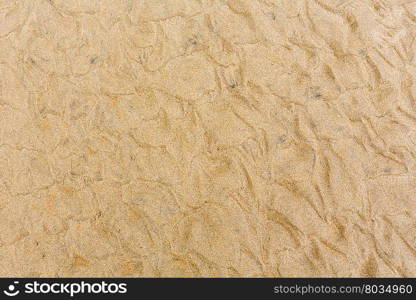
left=0, top=0, right=416, bottom=277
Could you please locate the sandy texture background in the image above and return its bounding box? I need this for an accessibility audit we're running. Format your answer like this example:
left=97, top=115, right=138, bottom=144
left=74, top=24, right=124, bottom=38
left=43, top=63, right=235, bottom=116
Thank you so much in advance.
left=0, top=0, right=416, bottom=277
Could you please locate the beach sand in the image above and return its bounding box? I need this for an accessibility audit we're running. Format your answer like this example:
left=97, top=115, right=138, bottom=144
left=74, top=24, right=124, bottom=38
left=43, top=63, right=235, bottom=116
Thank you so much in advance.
left=0, top=0, right=415, bottom=277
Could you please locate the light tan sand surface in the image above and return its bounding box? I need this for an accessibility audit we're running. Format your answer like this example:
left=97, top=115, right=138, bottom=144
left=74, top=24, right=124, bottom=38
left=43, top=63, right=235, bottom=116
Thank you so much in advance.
left=0, top=0, right=416, bottom=277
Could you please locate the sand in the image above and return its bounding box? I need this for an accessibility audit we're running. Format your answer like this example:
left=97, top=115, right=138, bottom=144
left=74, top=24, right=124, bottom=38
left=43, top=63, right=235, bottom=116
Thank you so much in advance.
left=0, top=0, right=416, bottom=277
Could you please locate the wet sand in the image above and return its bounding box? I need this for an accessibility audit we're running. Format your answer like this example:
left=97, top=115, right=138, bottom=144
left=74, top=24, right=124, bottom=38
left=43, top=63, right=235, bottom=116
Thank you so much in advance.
left=0, top=0, right=415, bottom=277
